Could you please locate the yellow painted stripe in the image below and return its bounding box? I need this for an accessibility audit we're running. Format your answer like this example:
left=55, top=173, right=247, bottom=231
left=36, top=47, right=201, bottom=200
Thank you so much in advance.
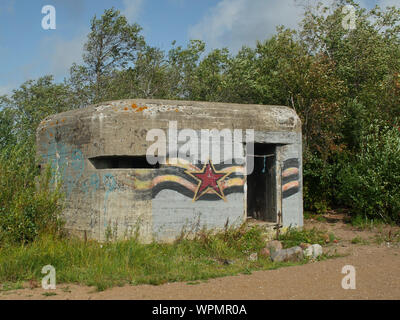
left=165, top=158, right=200, bottom=171
left=152, top=175, right=197, bottom=192
left=220, top=177, right=245, bottom=188
left=282, top=167, right=299, bottom=177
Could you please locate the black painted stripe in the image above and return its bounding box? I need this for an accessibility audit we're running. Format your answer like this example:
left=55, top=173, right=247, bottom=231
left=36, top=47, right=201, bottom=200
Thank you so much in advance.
left=151, top=181, right=244, bottom=200
left=283, top=187, right=299, bottom=199
left=283, top=158, right=299, bottom=170
left=282, top=173, right=299, bottom=185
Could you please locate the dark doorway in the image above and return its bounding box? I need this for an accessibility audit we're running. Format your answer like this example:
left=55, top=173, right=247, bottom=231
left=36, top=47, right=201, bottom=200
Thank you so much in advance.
left=246, top=144, right=277, bottom=222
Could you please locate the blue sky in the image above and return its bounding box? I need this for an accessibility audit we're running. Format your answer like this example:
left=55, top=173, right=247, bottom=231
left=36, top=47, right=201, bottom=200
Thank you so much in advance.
left=0, top=0, right=394, bottom=95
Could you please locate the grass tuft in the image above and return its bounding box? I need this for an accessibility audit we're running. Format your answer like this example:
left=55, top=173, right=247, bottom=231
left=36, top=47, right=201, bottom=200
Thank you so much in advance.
left=278, top=227, right=331, bottom=248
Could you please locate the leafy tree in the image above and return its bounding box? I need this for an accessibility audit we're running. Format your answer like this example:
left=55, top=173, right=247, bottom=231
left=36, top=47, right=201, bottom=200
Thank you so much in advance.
left=134, top=46, right=169, bottom=98
left=107, top=45, right=170, bottom=100
left=300, top=1, right=400, bottom=123
left=228, top=28, right=347, bottom=158
left=223, top=46, right=260, bottom=104
left=190, top=48, right=231, bottom=102
left=69, top=8, right=145, bottom=103
left=167, top=40, right=205, bottom=99
left=0, top=76, right=73, bottom=142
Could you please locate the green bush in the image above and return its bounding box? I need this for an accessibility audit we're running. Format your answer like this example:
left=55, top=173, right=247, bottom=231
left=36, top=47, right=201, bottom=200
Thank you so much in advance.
left=278, top=227, right=329, bottom=248
left=0, top=143, right=64, bottom=245
left=303, top=151, right=342, bottom=213
left=337, top=122, right=400, bottom=223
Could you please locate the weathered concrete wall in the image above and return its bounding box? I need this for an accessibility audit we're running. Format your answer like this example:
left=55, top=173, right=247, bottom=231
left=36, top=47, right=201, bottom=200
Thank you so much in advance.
left=36, top=99, right=303, bottom=242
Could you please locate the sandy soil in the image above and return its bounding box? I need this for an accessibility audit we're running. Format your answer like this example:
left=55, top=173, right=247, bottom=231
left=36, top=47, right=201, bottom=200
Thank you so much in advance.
left=1, top=215, right=399, bottom=300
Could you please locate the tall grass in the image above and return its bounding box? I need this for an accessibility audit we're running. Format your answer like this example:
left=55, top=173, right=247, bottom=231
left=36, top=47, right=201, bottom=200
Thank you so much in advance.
left=0, top=142, right=63, bottom=245
left=0, top=225, right=326, bottom=291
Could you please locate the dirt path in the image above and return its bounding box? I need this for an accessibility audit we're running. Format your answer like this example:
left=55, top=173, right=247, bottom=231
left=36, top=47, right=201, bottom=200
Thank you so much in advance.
left=1, top=217, right=399, bottom=300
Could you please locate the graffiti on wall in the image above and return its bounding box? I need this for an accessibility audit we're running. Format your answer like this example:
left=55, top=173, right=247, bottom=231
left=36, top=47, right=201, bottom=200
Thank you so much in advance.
left=41, top=127, right=110, bottom=198
left=41, top=128, right=85, bottom=196
left=119, top=158, right=245, bottom=201
left=42, top=129, right=118, bottom=229
left=282, top=158, right=300, bottom=199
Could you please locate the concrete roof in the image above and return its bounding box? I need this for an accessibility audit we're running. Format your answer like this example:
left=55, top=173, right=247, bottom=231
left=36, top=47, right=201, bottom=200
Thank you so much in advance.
left=38, top=99, right=301, bottom=133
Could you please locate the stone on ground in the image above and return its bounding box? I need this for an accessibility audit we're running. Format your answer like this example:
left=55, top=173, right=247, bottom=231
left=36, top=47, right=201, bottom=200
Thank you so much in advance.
left=271, top=246, right=304, bottom=262
left=265, top=240, right=283, bottom=253
left=259, top=248, right=270, bottom=258
left=299, top=243, right=311, bottom=250
left=303, top=244, right=323, bottom=259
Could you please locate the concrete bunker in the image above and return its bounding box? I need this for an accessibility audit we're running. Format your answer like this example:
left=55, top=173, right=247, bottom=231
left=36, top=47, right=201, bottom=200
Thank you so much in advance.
left=36, top=99, right=303, bottom=242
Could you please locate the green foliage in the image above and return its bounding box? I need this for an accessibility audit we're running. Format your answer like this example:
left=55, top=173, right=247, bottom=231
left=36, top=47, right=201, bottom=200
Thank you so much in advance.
left=124, top=45, right=169, bottom=99
left=350, top=214, right=385, bottom=228
left=303, top=151, right=343, bottom=213
left=0, top=76, right=73, bottom=144
left=337, top=122, right=400, bottom=223
left=167, top=39, right=206, bottom=99
left=0, top=76, right=69, bottom=246
left=192, top=224, right=266, bottom=254
left=0, top=143, right=64, bottom=245
left=0, top=106, right=16, bottom=151
left=301, top=1, right=400, bottom=116
left=190, top=48, right=230, bottom=102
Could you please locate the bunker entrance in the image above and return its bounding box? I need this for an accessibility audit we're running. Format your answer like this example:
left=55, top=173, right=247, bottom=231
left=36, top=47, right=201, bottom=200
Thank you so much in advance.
left=246, top=144, right=277, bottom=222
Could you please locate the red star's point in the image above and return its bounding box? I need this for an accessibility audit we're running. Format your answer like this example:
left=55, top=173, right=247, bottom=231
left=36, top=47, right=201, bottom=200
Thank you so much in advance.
left=186, top=160, right=230, bottom=201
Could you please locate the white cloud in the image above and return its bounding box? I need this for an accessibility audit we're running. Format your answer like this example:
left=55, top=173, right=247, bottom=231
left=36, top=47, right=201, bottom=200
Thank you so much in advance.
left=188, top=0, right=398, bottom=52
left=188, top=0, right=306, bottom=52
left=122, top=0, right=144, bottom=22
left=41, top=31, right=87, bottom=79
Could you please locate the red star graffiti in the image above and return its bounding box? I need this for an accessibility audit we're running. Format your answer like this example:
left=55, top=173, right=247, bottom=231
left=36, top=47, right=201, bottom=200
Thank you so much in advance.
left=185, top=160, right=231, bottom=202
